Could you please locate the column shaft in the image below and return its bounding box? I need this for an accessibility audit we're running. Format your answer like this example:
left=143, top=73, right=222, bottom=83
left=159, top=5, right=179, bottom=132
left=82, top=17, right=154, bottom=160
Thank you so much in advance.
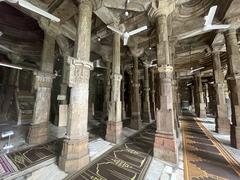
left=191, top=86, right=195, bottom=113
left=212, top=51, right=229, bottom=134
left=142, top=67, right=151, bottom=122
left=105, top=33, right=123, bottom=143
left=154, top=15, right=178, bottom=164
left=59, top=1, right=93, bottom=172
left=27, top=33, right=55, bottom=144
left=130, top=57, right=142, bottom=130
left=150, top=69, right=156, bottom=120
left=224, top=29, right=240, bottom=148
left=194, top=73, right=206, bottom=118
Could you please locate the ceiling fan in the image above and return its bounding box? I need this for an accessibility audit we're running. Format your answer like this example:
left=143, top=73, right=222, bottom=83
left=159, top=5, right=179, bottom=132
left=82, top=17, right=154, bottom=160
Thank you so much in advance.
left=178, top=5, right=230, bottom=40
left=107, top=25, right=147, bottom=46
left=190, top=67, right=205, bottom=73
left=142, top=59, right=157, bottom=68
left=0, top=0, right=60, bottom=22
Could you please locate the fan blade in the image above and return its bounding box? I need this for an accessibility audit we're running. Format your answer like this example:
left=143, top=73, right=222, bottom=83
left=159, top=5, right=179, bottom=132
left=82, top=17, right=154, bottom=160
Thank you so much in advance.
left=207, top=24, right=230, bottom=30
left=123, top=36, right=129, bottom=46
left=107, top=25, right=123, bottom=35
left=178, top=29, right=205, bottom=40
left=190, top=67, right=205, bottom=73
left=128, top=25, right=147, bottom=36
left=18, top=0, right=60, bottom=22
left=0, top=31, right=2, bottom=36
left=204, top=5, right=217, bottom=26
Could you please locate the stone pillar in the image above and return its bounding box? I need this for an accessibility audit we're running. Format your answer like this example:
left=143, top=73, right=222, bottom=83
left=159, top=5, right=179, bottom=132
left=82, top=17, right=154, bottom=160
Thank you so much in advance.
left=172, top=78, right=180, bottom=130
left=204, top=83, right=209, bottom=112
left=212, top=51, right=229, bottom=134
left=103, top=60, right=111, bottom=120
left=121, top=59, right=126, bottom=120
left=224, top=28, right=240, bottom=148
left=59, top=0, right=93, bottom=172
left=190, top=85, right=195, bottom=113
left=56, top=35, right=72, bottom=105
left=150, top=68, right=156, bottom=120
left=27, top=33, right=55, bottom=144
left=130, top=55, right=142, bottom=130
left=142, top=64, right=152, bottom=123
left=59, top=53, right=70, bottom=104
left=194, top=72, right=207, bottom=118
left=105, top=32, right=123, bottom=144
left=148, top=0, right=178, bottom=164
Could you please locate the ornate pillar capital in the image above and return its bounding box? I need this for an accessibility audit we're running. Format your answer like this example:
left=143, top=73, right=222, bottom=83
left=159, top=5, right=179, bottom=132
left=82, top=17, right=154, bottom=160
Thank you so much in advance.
left=225, top=16, right=240, bottom=30
left=67, top=56, right=93, bottom=88
left=157, top=64, right=174, bottom=73
left=110, top=73, right=122, bottom=81
left=33, top=71, right=55, bottom=89
left=77, top=0, right=102, bottom=11
left=38, top=18, right=61, bottom=38
left=130, top=47, right=144, bottom=58
left=211, top=44, right=222, bottom=53
left=148, top=0, right=175, bottom=20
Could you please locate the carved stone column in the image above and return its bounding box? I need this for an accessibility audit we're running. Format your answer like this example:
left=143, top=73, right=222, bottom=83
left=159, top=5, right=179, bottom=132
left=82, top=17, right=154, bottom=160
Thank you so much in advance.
left=103, top=59, right=111, bottom=120
left=190, top=85, right=195, bottom=113
left=105, top=33, right=123, bottom=144
left=27, top=33, right=55, bottom=144
left=204, top=83, right=209, bottom=112
left=194, top=72, right=207, bottom=118
left=56, top=35, right=72, bottom=105
left=150, top=68, right=156, bottom=120
left=121, top=58, right=126, bottom=120
left=148, top=0, right=178, bottom=164
left=212, top=51, right=229, bottom=134
left=142, top=64, right=152, bottom=123
left=224, top=28, right=240, bottom=148
left=59, top=0, right=93, bottom=172
left=130, top=48, right=143, bottom=130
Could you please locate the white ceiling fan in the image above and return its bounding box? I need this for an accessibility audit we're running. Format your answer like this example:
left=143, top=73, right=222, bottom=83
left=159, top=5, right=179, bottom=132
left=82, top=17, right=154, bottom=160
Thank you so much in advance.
left=142, top=60, right=157, bottom=68
left=178, top=5, right=230, bottom=40
left=0, top=0, right=60, bottom=22
left=107, top=25, right=147, bottom=46
left=190, top=67, right=205, bottom=73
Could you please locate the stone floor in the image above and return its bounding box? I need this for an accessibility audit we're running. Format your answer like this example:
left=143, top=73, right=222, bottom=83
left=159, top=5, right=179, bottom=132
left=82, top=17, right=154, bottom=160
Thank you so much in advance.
left=201, top=117, right=240, bottom=164
left=145, top=125, right=184, bottom=180
left=144, top=150, right=184, bottom=180
left=1, top=119, right=184, bottom=180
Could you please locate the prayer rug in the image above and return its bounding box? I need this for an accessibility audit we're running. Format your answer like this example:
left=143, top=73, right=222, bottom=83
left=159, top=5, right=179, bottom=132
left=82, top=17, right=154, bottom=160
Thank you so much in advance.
left=0, top=155, right=17, bottom=177
left=7, top=143, right=56, bottom=171
left=68, top=124, right=156, bottom=180
left=182, top=117, right=240, bottom=180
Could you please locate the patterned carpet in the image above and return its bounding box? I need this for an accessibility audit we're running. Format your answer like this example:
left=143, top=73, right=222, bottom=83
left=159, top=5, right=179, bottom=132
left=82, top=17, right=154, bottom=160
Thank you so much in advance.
left=182, top=117, right=240, bottom=180
left=68, top=124, right=156, bottom=180
left=7, top=143, right=56, bottom=171
left=0, top=155, right=17, bottom=177
left=0, top=141, right=58, bottom=178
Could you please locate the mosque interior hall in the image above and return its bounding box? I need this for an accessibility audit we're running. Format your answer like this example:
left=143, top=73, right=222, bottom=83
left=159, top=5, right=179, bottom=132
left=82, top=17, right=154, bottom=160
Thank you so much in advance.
left=0, top=0, right=240, bottom=179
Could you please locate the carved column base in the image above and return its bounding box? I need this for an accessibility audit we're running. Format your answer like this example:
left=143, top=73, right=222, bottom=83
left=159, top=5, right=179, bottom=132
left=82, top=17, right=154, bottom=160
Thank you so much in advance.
left=216, top=105, right=230, bottom=134
left=199, top=103, right=207, bottom=118
left=217, top=118, right=230, bottom=134
left=27, top=122, right=48, bottom=144
left=130, top=112, right=142, bottom=130
left=154, top=132, right=178, bottom=164
left=230, top=126, right=240, bottom=149
left=59, top=138, right=89, bottom=173
left=105, top=121, right=123, bottom=144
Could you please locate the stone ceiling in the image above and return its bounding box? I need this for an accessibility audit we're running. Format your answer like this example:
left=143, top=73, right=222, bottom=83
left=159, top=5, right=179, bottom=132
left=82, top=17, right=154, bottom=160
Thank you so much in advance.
left=0, top=0, right=239, bottom=74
